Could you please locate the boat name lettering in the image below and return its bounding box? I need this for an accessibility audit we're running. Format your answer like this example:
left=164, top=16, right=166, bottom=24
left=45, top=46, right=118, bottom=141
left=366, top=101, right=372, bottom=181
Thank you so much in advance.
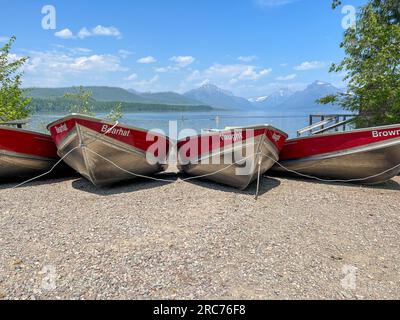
left=55, top=123, right=67, bottom=134
left=372, top=129, right=400, bottom=138
left=272, top=133, right=281, bottom=143
left=101, top=125, right=130, bottom=137
left=220, top=132, right=243, bottom=142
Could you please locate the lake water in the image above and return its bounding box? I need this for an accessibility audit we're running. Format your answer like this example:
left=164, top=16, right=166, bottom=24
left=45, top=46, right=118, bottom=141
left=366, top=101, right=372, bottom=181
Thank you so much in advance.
left=29, top=111, right=333, bottom=138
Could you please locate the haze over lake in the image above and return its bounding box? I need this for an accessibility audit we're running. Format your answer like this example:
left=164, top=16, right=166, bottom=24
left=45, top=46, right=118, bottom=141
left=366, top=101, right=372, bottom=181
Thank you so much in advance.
left=31, top=111, right=326, bottom=138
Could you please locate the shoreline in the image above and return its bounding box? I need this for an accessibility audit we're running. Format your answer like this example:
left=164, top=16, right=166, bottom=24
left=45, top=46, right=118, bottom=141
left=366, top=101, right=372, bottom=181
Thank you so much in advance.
left=0, top=174, right=399, bottom=299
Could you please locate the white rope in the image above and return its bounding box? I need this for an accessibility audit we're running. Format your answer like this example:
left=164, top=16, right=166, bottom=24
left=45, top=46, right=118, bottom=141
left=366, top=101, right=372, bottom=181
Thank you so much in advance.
left=262, top=152, right=400, bottom=184
left=82, top=147, right=270, bottom=200
left=180, top=154, right=257, bottom=181
left=10, top=121, right=120, bottom=189
left=255, top=156, right=262, bottom=200
left=83, top=147, right=175, bottom=183
left=83, top=121, right=119, bottom=147
left=9, top=119, right=400, bottom=192
left=85, top=146, right=259, bottom=183
left=11, top=142, right=400, bottom=190
left=82, top=147, right=400, bottom=187
left=10, top=146, right=79, bottom=189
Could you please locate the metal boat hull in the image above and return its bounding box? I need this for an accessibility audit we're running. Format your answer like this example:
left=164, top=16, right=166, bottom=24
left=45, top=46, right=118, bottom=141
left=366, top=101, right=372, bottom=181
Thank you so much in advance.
left=271, top=124, right=400, bottom=184
left=178, top=126, right=288, bottom=189
left=0, top=127, right=60, bottom=181
left=0, top=150, right=58, bottom=180
left=47, top=115, right=170, bottom=186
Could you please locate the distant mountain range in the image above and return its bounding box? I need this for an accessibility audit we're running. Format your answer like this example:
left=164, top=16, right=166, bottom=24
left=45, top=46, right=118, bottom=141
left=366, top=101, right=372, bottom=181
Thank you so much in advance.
left=276, top=81, right=344, bottom=113
left=134, top=91, right=204, bottom=106
left=184, top=84, right=254, bottom=110
left=25, top=86, right=212, bottom=113
left=183, top=81, right=344, bottom=113
left=25, top=81, right=345, bottom=114
left=27, top=86, right=204, bottom=106
left=249, top=88, right=295, bottom=109
left=249, top=81, right=345, bottom=113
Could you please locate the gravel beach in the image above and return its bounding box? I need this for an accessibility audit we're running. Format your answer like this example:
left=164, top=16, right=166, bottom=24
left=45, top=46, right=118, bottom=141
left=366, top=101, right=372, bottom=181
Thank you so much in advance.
left=0, top=170, right=399, bottom=300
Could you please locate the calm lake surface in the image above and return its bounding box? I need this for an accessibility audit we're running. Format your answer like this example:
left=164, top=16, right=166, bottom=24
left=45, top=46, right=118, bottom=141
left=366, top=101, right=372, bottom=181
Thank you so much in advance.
left=30, top=111, right=325, bottom=138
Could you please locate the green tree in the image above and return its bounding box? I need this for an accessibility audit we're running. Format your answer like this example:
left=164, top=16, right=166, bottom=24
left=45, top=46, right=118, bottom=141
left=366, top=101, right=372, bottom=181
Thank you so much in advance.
left=319, top=1, right=400, bottom=127
left=64, top=86, right=95, bottom=116
left=0, top=36, right=31, bottom=122
left=106, top=102, right=123, bottom=122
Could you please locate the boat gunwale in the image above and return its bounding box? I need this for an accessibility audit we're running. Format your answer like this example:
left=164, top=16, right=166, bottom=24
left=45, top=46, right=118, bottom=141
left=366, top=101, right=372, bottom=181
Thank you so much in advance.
left=179, top=134, right=278, bottom=190
left=46, top=113, right=170, bottom=140
left=179, top=132, right=281, bottom=164
left=286, top=123, right=400, bottom=143
left=279, top=136, right=400, bottom=164
left=177, top=124, right=288, bottom=144
left=0, top=125, right=53, bottom=140
left=55, top=121, right=167, bottom=186
left=73, top=124, right=149, bottom=158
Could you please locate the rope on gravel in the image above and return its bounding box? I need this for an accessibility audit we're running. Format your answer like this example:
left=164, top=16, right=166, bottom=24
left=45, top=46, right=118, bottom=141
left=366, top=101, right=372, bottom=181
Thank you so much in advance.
left=261, top=152, right=400, bottom=184
left=10, top=122, right=400, bottom=198
left=10, top=121, right=120, bottom=189
left=11, top=146, right=80, bottom=189
left=85, top=147, right=260, bottom=183
left=255, top=156, right=263, bottom=200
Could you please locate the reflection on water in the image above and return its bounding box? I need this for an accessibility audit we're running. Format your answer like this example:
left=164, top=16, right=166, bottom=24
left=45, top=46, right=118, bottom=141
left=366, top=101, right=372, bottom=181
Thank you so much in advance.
left=29, top=111, right=312, bottom=138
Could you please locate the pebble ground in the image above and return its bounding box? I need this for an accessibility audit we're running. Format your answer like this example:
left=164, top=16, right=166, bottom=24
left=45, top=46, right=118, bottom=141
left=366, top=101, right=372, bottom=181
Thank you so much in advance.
left=0, top=172, right=399, bottom=300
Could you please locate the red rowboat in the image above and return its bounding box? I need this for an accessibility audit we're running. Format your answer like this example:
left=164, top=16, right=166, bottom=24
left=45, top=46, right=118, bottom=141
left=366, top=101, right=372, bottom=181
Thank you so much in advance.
left=0, top=126, right=61, bottom=181
left=270, top=124, right=400, bottom=184
left=47, top=114, right=170, bottom=186
left=177, top=125, right=288, bottom=189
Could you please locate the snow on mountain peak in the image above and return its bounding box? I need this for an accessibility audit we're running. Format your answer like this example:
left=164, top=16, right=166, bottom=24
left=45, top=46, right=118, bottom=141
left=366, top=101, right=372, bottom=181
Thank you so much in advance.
left=248, top=95, right=269, bottom=103
left=311, top=80, right=330, bottom=87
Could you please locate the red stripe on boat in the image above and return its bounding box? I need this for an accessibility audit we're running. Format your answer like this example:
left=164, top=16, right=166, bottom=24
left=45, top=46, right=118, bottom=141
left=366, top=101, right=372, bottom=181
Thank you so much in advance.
left=48, top=116, right=170, bottom=156
left=266, top=128, right=287, bottom=151
left=280, top=125, right=400, bottom=160
left=0, top=127, right=58, bottom=159
left=178, top=128, right=286, bottom=160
